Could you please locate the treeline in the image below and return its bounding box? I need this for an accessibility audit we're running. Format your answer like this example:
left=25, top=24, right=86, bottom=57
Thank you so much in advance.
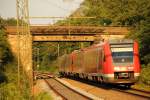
left=70, top=0, right=149, bottom=26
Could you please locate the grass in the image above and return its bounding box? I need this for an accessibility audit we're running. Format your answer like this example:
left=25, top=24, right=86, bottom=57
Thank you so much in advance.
left=132, top=83, right=150, bottom=92
left=35, top=92, right=53, bottom=100
left=0, top=63, right=32, bottom=100
left=132, top=64, right=150, bottom=92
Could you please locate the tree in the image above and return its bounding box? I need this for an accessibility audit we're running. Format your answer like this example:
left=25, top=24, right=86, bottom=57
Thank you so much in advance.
left=0, top=17, right=13, bottom=83
left=137, top=18, right=150, bottom=64
left=0, top=18, right=13, bottom=67
left=5, top=18, right=17, bottom=26
left=79, top=0, right=150, bottom=26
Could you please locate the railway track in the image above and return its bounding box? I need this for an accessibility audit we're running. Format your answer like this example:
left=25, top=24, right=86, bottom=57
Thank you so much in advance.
left=92, top=81, right=150, bottom=99
left=106, top=84, right=150, bottom=99
left=34, top=72, right=149, bottom=99
left=44, top=78, right=99, bottom=100
left=97, top=80, right=150, bottom=99
left=62, top=78, right=150, bottom=99
left=114, top=87, right=150, bottom=99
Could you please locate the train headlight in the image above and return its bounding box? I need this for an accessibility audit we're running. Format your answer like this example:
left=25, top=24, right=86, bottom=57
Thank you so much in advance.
left=114, top=67, right=127, bottom=71
left=114, top=67, right=120, bottom=71
left=128, top=67, right=134, bottom=70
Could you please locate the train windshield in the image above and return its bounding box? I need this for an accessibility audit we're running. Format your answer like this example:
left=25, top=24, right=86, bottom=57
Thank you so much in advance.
left=111, top=45, right=133, bottom=66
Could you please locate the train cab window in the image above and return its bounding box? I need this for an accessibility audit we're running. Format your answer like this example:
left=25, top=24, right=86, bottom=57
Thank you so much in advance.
left=112, top=51, right=133, bottom=62
left=111, top=47, right=133, bottom=65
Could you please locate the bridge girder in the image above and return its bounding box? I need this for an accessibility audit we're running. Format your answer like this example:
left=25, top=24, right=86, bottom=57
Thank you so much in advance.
left=6, top=26, right=128, bottom=41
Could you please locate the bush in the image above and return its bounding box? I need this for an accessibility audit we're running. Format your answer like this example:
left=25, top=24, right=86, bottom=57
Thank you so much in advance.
left=0, top=71, right=7, bottom=83
left=0, top=63, right=33, bottom=100
left=0, top=82, right=21, bottom=100
left=139, top=64, right=150, bottom=85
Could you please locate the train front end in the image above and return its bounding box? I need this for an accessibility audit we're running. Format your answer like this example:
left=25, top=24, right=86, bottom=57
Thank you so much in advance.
left=104, top=40, right=140, bottom=85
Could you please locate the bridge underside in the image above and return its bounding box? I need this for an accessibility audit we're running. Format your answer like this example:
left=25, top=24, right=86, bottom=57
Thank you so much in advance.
left=6, top=25, right=128, bottom=56
left=7, top=34, right=124, bottom=57
left=32, top=35, right=124, bottom=41
left=33, top=35, right=94, bottom=41
left=8, top=34, right=124, bottom=42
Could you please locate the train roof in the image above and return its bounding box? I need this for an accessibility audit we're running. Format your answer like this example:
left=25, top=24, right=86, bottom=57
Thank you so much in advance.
left=72, top=39, right=134, bottom=53
left=108, top=39, right=134, bottom=44
left=72, top=41, right=105, bottom=53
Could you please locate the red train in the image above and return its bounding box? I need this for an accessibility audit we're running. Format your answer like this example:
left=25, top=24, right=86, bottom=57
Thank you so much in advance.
left=59, top=39, right=140, bottom=87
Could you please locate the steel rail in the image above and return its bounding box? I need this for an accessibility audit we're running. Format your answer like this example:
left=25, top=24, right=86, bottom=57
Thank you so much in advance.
left=44, top=78, right=92, bottom=100
left=44, top=79, right=67, bottom=100
left=112, top=87, right=150, bottom=99
left=131, top=88, right=150, bottom=94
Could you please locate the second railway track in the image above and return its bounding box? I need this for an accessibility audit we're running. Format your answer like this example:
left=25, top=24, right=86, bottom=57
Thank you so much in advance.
left=44, top=78, right=100, bottom=100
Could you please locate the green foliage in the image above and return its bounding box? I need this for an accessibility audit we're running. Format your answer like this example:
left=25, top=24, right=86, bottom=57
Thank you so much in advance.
left=0, top=17, right=17, bottom=26
left=35, top=92, right=53, bottom=100
left=138, top=19, right=150, bottom=64
left=0, top=71, right=7, bottom=83
left=0, top=17, right=13, bottom=84
left=0, top=82, right=21, bottom=100
left=0, top=17, right=6, bottom=29
left=33, top=42, right=91, bottom=73
left=33, top=42, right=58, bottom=72
left=58, top=0, right=149, bottom=26
left=0, top=63, right=32, bottom=100
left=0, top=30, right=13, bottom=65
left=5, top=18, right=17, bottom=26
left=139, top=64, right=150, bottom=85
left=81, top=0, right=150, bottom=26
left=127, top=17, right=150, bottom=65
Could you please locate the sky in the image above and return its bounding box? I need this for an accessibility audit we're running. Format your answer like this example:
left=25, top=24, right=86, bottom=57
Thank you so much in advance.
left=0, top=0, right=84, bottom=24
